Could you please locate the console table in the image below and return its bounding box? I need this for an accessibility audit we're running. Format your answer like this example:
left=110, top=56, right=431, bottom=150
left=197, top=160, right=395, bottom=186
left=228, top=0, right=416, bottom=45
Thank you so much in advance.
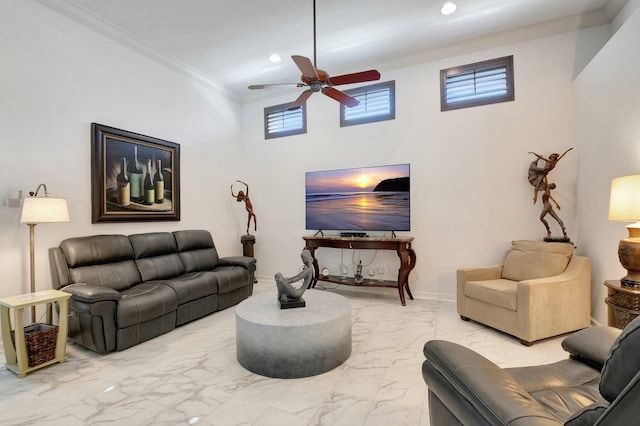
left=605, top=279, right=640, bottom=329
left=302, top=235, right=416, bottom=306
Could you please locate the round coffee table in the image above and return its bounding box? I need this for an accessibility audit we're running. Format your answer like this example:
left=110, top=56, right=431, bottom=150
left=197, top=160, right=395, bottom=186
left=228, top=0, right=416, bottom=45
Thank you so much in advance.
left=236, top=289, right=352, bottom=378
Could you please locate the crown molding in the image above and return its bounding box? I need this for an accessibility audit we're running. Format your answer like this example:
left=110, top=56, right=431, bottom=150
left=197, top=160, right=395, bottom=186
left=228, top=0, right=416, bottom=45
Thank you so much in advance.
left=35, top=0, right=239, bottom=102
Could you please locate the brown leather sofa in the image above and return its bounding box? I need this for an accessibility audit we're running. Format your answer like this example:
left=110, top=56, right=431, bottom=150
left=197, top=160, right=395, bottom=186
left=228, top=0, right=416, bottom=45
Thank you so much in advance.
left=422, top=317, right=640, bottom=425
left=49, top=229, right=255, bottom=353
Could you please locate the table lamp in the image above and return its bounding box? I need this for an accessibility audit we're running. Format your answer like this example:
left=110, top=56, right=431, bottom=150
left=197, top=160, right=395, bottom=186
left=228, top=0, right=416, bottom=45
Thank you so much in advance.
left=20, top=184, right=70, bottom=322
left=609, top=174, right=640, bottom=287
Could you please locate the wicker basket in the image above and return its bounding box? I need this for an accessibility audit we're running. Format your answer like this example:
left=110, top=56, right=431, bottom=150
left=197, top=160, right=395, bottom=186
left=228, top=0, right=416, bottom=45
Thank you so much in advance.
left=10, top=323, right=58, bottom=367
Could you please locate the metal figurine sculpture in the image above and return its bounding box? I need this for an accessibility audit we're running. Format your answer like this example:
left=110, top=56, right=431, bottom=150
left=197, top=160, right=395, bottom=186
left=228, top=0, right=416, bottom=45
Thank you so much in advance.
left=275, top=250, right=314, bottom=309
left=539, top=182, right=567, bottom=239
left=527, top=147, right=573, bottom=204
left=231, top=180, right=257, bottom=235
left=527, top=148, right=572, bottom=242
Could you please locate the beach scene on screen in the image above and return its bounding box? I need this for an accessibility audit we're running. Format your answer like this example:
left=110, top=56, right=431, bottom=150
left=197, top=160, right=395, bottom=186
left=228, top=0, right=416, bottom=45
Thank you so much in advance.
left=306, top=164, right=410, bottom=231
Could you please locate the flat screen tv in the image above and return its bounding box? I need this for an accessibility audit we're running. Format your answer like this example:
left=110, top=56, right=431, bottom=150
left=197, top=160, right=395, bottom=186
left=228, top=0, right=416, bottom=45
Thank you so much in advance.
left=305, top=163, right=410, bottom=232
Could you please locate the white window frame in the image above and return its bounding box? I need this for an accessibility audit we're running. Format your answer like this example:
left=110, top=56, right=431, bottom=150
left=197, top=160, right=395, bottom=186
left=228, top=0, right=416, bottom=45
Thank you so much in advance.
left=440, top=56, right=514, bottom=111
left=340, top=80, right=395, bottom=127
left=264, top=103, right=306, bottom=139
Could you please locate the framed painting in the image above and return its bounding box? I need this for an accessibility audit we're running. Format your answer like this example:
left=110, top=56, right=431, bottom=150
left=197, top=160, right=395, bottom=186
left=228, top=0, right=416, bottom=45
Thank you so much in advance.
left=91, top=123, right=180, bottom=223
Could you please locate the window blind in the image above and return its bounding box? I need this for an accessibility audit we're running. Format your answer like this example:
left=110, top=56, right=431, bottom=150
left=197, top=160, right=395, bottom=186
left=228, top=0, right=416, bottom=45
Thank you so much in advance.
left=341, top=80, right=395, bottom=127
left=445, top=66, right=508, bottom=104
left=264, top=104, right=306, bottom=139
left=440, top=56, right=514, bottom=111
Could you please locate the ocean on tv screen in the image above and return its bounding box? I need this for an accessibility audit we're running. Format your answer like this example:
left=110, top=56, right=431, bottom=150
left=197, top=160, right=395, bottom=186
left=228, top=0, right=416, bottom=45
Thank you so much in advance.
left=305, top=164, right=410, bottom=232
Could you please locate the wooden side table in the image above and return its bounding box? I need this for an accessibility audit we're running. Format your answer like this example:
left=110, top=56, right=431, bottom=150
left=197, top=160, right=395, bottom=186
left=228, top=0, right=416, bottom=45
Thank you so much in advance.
left=0, top=289, right=71, bottom=377
left=604, top=280, right=640, bottom=329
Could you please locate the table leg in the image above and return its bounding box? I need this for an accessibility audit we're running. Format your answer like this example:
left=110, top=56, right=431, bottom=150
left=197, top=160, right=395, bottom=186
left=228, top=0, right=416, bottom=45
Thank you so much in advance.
left=0, top=306, right=17, bottom=366
left=14, top=307, right=28, bottom=377
left=396, top=246, right=417, bottom=306
left=305, top=246, right=319, bottom=288
left=404, top=248, right=417, bottom=300
left=55, top=299, right=68, bottom=362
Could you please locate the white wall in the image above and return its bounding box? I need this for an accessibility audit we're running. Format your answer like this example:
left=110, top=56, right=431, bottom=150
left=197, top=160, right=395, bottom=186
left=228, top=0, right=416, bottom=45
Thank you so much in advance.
left=241, top=26, right=610, bottom=301
left=0, top=0, right=624, bottom=321
left=0, top=1, right=248, bottom=318
left=575, top=5, right=640, bottom=324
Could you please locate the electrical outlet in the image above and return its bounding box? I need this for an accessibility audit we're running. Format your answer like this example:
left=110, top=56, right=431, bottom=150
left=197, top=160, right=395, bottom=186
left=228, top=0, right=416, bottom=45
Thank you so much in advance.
left=7, top=190, right=23, bottom=208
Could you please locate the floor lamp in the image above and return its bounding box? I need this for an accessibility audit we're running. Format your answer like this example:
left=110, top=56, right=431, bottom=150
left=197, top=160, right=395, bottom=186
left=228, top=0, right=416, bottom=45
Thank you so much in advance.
left=20, top=184, right=70, bottom=323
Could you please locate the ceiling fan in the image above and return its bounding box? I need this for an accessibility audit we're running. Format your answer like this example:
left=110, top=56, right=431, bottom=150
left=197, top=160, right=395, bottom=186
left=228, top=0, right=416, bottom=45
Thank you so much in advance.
left=248, top=0, right=381, bottom=110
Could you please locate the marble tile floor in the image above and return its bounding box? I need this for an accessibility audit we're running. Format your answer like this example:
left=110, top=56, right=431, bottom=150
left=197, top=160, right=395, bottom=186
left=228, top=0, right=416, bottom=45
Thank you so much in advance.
left=0, top=282, right=570, bottom=426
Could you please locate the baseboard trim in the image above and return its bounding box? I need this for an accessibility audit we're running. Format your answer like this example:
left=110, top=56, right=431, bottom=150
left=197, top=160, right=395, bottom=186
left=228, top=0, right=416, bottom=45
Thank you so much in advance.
left=254, top=275, right=456, bottom=302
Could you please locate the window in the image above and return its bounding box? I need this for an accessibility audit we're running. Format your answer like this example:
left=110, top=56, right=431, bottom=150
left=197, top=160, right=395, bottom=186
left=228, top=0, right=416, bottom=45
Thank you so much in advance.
left=264, top=103, right=306, bottom=139
left=340, top=80, right=395, bottom=127
left=440, top=55, right=514, bottom=111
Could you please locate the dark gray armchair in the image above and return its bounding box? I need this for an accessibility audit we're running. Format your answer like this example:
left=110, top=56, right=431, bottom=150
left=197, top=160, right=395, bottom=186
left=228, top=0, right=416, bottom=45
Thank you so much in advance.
left=422, top=316, right=640, bottom=425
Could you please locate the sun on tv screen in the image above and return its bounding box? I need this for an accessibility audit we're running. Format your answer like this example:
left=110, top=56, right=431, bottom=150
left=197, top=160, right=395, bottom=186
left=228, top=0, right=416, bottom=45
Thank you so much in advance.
left=305, top=163, right=410, bottom=232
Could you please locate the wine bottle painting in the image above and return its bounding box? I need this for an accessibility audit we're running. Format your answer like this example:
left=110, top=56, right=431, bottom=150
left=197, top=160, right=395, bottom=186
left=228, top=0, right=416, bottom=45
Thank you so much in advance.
left=91, top=123, right=180, bottom=223
left=104, top=138, right=173, bottom=213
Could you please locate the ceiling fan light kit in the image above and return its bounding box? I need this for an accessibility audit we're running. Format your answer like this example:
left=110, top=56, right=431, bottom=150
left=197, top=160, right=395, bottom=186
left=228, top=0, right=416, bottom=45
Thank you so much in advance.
left=248, top=0, right=381, bottom=110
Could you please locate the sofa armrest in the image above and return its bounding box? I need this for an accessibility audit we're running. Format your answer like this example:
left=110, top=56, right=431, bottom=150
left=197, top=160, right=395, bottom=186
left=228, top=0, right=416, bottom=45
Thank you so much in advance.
left=423, top=340, right=562, bottom=425
left=218, top=256, right=256, bottom=271
left=515, top=256, right=591, bottom=341
left=562, top=326, right=621, bottom=370
left=457, top=265, right=503, bottom=283
left=63, top=283, right=122, bottom=303
left=457, top=266, right=503, bottom=316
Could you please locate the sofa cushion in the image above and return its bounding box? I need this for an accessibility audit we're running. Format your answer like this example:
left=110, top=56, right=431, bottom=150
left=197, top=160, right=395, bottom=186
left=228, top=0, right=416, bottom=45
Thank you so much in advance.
left=61, top=235, right=134, bottom=267
left=465, top=279, right=517, bottom=311
left=174, top=230, right=220, bottom=272
left=69, top=260, right=141, bottom=292
left=565, top=402, right=609, bottom=426
left=129, top=232, right=178, bottom=259
left=117, top=282, right=178, bottom=328
left=135, top=254, right=186, bottom=282
left=163, top=272, right=218, bottom=305
left=600, top=315, right=640, bottom=402
left=213, top=266, right=252, bottom=294
left=501, top=240, right=573, bottom=282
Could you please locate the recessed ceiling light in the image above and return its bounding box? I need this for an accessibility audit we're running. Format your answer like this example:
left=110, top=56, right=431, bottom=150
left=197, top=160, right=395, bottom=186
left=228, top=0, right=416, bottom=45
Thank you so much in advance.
left=441, top=2, right=457, bottom=15
left=269, top=54, right=281, bottom=63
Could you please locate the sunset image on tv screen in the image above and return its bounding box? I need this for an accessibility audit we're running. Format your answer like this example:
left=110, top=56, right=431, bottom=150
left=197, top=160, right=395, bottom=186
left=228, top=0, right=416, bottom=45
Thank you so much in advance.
left=305, top=164, right=410, bottom=231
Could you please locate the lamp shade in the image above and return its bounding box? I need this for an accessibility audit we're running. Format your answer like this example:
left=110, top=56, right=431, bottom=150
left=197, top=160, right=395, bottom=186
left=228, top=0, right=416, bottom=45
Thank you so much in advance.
left=20, top=196, right=70, bottom=224
left=609, top=174, right=640, bottom=222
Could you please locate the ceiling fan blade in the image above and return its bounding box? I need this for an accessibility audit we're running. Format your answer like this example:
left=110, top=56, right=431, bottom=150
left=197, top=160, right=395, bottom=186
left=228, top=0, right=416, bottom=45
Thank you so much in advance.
left=248, top=83, right=303, bottom=90
left=322, top=87, right=359, bottom=107
left=327, top=70, right=381, bottom=86
left=289, top=90, right=314, bottom=110
left=292, top=55, right=318, bottom=81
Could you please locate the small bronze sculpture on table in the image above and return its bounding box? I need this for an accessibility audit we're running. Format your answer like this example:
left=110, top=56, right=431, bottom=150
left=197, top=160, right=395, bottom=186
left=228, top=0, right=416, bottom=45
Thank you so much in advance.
left=275, top=250, right=314, bottom=309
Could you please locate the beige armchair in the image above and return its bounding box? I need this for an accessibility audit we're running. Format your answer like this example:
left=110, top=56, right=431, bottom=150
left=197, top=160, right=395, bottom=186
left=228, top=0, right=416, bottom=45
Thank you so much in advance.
left=457, top=240, right=591, bottom=345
